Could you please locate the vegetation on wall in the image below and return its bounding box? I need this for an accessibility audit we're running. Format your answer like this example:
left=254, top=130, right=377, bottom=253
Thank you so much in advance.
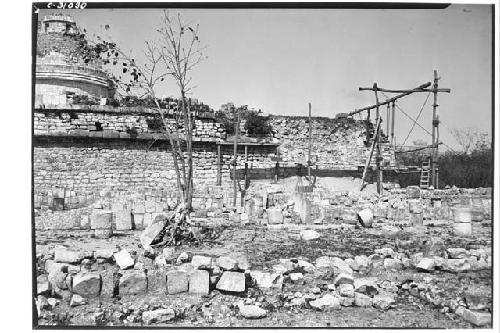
left=244, top=110, right=272, bottom=136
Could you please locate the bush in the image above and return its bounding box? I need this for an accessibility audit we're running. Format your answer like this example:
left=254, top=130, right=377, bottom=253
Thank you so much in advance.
left=215, top=110, right=235, bottom=135
left=244, top=110, right=272, bottom=136
left=395, top=147, right=493, bottom=188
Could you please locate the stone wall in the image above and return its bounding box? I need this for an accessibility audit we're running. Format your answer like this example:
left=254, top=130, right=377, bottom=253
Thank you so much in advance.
left=33, top=106, right=397, bottom=212
left=270, top=116, right=395, bottom=170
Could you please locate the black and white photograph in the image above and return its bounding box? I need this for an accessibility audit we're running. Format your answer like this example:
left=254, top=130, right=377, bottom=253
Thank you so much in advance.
left=26, top=1, right=497, bottom=329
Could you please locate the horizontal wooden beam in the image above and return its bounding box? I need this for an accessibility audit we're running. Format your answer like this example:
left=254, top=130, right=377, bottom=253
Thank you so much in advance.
left=359, top=87, right=451, bottom=93
left=349, top=82, right=432, bottom=116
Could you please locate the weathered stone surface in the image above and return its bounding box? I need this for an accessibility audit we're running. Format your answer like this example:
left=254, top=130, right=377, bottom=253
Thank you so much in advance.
left=251, top=271, right=283, bottom=289
left=334, top=273, right=354, bottom=286
left=460, top=309, right=491, bottom=326
left=331, top=257, right=354, bottom=275
left=113, top=250, right=135, bottom=270
left=115, top=209, right=133, bottom=230
left=338, top=284, right=355, bottom=298
left=267, top=208, right=284, bottom=224
left=142, top=308, right=175, bottom=324
left=37, top=280, right=51, bottom=296
left=119, top=270, right=148, bottom=295
left=216, top=271, right=246, bottom=292
left=239, top=304, right=267, bottom=319
left=353, top=255, right=372, bottom=274
left=90, top=210, right=113, bottom=229
left=54, top=248, right=83, bottom=264
left=190, top=255, right=212, bottom=270
left=297, top=259, right=316, bottom=273
left=357, top=208, right=373, bottom=227
left=372, top=293, right=396, bottom=310
left=229, top=253, right=251, bottom=270
left=139, top=221, right=165, bottom=248
left=354, top=292, right=372, bottom=307
left=300, top=229, right=321, bottom=241
left=340, top=296, right=355, bottom=307
left=217, top=256, right=239, bottom=271
left=445, top=259, right=471, bottom=272
left=416, top=258, right=435, bottom=271
left=354, top=278, right=379, bottom=296
left=70, top=294, right=87, bottom=307
left=94, top=249, right=115, bottom=261
left=375, top=248, right=395, bottom=258
left=309, top=294, right=341, bottom=311
left=289, top=272, right=303, bottom=282
left=383, top=258, right=402, bottom=271
left=166, top=270, right=189, bottom=294
left=94, top=228, right=113, bottom=239
left=72, top=273, right=101, bottom=297
left=189, top=270, right=210, bottom=295
left=447, top=248, right=468, bottom=259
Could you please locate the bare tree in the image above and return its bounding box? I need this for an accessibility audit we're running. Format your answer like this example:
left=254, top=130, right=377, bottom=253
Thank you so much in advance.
left=85, top=11, right=207, bottom=212
left=449, top=127, right=491, bottom=154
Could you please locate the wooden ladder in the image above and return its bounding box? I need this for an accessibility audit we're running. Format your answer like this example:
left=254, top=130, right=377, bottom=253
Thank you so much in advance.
left=420, top=158, right=431, bottom=189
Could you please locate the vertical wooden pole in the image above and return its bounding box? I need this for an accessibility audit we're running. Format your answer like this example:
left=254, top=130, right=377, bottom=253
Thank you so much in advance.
left=431, top=70, right=439, bottom=188
left=275, top=146, right=280, bottom=182
left=308, top=102, right=312, bottom=186
left=216, top=144, right=221, bottom=186
left=391, top=101, right=395, bottom=147
left=436, top=115, right=440, bottom=188
left=373, top=83, right=383, bottom=195
left=386, top=104, right=390, bottom=139
left=233, top=108, right=240, bottom=207
left=244, top=144, right=248, bottom=207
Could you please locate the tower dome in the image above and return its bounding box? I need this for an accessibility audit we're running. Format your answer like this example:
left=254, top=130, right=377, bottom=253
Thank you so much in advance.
left=35, top=14, right=115, bottom=106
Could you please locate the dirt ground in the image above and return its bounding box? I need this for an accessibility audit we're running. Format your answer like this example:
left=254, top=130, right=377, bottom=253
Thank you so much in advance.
left=35, top=218, right=492, bottom=328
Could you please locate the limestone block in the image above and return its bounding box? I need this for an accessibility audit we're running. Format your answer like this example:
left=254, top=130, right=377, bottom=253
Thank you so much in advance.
left=119, top=270, right=147, bottom=295
left=188, top=270, right=210, bottom=295
left=216, top=271, right=246, bottom=293
left=166, top=270, right=189, bottom=294
left=72, top=273, right=101, bottom=297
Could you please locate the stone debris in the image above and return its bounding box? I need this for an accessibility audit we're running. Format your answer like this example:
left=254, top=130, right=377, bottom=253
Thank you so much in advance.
left=119, top=270, right=148, bottom=295
left=72, top=273, right=101, bottom=297
left=416, top=258, right=436, bottom=271
left=354, top=292, right=373, bottom=307
left=250, top=271, right=283, bottom=289
left=238, top=304, right=267, bottom=319
left=372, top=293, right=396, bottom=310
left=166, top=270, right=189, bottom=294
left=309, top=294, right=341, bottom=311
left=139, top=221, right=166, bottom=248
left=70, top=294, right=87, bottom=307
left=338, top=284, right=355, bottom=298
left=459, top=308, right=492, bottom=327
left=217, top=256, right=239, bottom=271
left=299, top=229, right=321, bottom=241
left=54, top=248, right=83, bottom=264
left=333, top=273, right=354, bottom=286
left=189, top=270, right=210, bottom=295
left=190, top=255, right=212, bottom=270
left=290, top=272, right=304, bottom=282
left=142, top=308, right=176, bottom=324
left=113, top=250, right=135, bottom=270
left=216, top=271, right=246, bottom=293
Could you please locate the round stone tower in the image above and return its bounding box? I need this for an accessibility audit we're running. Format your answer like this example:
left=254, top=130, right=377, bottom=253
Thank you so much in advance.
left=35, top=14, right=115, bottom=106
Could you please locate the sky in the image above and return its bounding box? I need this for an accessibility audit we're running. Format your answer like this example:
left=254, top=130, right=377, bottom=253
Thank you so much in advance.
left=38, top=4, right=493, bottom=150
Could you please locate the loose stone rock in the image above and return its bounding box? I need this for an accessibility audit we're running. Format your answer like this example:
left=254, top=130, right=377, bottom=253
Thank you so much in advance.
left=72, top=272, right=101, bottom=297
left=142, top=308, right=176, bottom=324
left=119, top=270, right=148, bottom=295
left=189, top=270, right=210, bottom=295
left=251, top=271, right=283, bottom=289
left=190, top=255, right=212, bottom=270
left=309, top=294, right=341, bottom=311
left=354, top=292, right=373, bottom=307
left=290, top=272, right=304, bottom=282
left=217, top=271, right=246, bottom=292
left=54, top=248, right=83, bottom=264
left=217, top=256, right=239, bottom=271
left=372, top=293, right=396, bottom=310
left=460, top=309, right=491, bottom=327
left=300, top=229, right=321, bottom=241
left=166, top=270, right=189, bottom=294
left=70, top=294, right=87, bottom=307
left=334, top=273, right=354, bottom=286
left=416, top=258, right=435, bottom=271
left=239, top=304, right=267, bottom=319
left=114, top=250, right=135, bottom=270
left=139, top=220, right=165, bottom=248
left=338, top=284, right=355, bottom=297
